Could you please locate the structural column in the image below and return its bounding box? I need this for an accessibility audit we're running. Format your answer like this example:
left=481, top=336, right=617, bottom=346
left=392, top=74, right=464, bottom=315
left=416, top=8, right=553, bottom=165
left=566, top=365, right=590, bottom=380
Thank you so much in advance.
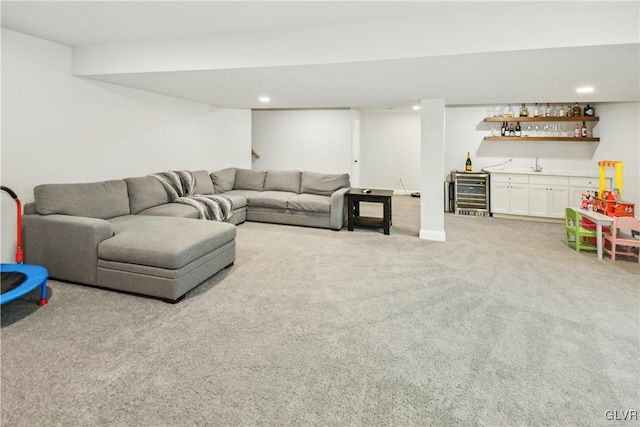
left=419, top=98, right=446, bottom=242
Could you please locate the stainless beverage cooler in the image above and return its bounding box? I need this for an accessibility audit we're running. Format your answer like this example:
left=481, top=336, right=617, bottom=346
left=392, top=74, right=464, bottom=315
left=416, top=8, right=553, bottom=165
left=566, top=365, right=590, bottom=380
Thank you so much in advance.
left=443, top=180, right=454, bottom=212
left=453, top=171, right=490, bottom=216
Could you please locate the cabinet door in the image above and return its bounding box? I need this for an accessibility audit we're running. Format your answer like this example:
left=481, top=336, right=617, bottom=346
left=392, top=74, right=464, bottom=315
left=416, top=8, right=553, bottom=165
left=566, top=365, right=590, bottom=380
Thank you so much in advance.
left=569, top=187, right=591, bottom=207
left=509, top=183, right=529, bottom=215
left=529, top=184, right=549, bottom=217
left=548, top=186, right=569, bottom=218
left=569, top=177, right=611, bottom=202
left=490, top=182, right=509, bottom=214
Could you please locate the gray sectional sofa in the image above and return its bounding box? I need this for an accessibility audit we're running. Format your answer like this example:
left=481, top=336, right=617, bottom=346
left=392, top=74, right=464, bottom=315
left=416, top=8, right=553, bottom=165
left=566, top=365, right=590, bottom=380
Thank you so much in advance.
left=23, top=168, right=350, bottom=302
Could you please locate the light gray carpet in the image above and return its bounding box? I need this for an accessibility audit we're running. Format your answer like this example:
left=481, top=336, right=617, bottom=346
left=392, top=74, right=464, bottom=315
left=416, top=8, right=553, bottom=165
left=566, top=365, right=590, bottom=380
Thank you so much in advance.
left=1, top=196, right=638, bottom=426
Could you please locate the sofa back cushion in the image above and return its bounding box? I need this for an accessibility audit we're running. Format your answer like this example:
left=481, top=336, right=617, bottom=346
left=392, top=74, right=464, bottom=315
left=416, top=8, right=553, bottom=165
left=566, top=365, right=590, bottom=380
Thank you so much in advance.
left=234, top=168, right=267, bottom=191
left=264, top=170, right=301, bottom=193
left=125, top=176, right=171, bottom=214
left=300, top=171, right=350, bottom=196
left=34, top=180, right=130, bottom=219
left=210, top=168, right=236, bottom=193
left=193, top=170, right=214, bottom=195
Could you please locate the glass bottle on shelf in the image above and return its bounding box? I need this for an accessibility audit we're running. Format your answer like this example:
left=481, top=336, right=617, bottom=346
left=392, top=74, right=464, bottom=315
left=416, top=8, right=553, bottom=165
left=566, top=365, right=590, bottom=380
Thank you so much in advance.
left=572, top=103, right=581, bottom=117
left=581, top=122, right=588, bottom=137
left=519, top=104, right=529, bottom=117
left=533, top=103, right=540, bottom=117
left=501, top=121, right=507, bottom=136
left=506, top=104, right=514, bottom=117
left=545, top=103, right=552, bottom=117
left=584, top=104, right=595, bottom=117
left=515, top=122, right=522, bottom=137
left=573, top=124, right=580, bottom=137
left=558, top=105, right=566, bottom=117
left=566, top=105, right=573, bottom=117
left=509, top=123, right=516, bottom=136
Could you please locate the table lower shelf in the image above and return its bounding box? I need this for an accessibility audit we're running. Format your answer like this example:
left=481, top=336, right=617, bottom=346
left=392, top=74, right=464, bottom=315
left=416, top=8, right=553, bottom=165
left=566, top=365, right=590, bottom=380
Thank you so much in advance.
left=353, top=216, right=385, bottom=228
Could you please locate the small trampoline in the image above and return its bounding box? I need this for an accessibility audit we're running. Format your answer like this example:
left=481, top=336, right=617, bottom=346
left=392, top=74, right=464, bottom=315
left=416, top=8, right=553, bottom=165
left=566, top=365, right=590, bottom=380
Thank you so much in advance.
left=1, top=186, right=48, bottom=306
left=1, top=263, right=48, bottom=305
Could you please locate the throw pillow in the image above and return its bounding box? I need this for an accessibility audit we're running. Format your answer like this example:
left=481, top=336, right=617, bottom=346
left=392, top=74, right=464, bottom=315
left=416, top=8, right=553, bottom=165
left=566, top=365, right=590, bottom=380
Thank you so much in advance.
left=210, top=168, right=236, bottom=193
left=234, top=169, right=267, bottom=191
left=264, top=170, right=302, bottom=193
left=300, top=171, right=350, bottom=196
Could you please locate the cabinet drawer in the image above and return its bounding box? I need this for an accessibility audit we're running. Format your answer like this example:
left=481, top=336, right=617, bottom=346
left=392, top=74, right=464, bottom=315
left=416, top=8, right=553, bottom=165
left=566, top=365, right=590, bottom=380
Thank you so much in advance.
left=569, top=177, right=601, bottom=187
left=490, top=174, right=528, bottom=184
left=529, top=175, right=569, bottom=186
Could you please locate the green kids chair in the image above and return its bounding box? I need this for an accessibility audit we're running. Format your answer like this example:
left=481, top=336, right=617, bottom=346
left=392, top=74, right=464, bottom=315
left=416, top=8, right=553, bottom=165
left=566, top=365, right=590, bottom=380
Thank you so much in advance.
left=565, top=208, right=598, bottom=253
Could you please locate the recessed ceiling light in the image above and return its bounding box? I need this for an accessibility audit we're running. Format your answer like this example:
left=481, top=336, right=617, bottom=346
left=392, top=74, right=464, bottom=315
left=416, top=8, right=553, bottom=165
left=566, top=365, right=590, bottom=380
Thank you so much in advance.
left=576, top=87, right=594, bottom=94
left=258, top=96, right=271, bottom=103
left=412, top=105, right=420, bottom=110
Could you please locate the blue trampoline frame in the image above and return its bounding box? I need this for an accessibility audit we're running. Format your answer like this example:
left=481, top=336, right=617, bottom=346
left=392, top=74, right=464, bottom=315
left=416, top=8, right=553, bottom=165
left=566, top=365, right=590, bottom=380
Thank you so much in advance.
left=0, top=263, right=49, bottom=306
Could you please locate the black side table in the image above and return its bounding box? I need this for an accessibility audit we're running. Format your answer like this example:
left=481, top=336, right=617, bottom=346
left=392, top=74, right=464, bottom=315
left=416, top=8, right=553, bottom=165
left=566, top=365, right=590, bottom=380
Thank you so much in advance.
left=346, top=188, right=393, bottom=235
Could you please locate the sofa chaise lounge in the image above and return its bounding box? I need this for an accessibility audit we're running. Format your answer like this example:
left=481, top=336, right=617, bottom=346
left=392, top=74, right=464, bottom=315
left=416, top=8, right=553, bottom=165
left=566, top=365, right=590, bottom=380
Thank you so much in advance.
left=23, top=168, right=350, bottom=302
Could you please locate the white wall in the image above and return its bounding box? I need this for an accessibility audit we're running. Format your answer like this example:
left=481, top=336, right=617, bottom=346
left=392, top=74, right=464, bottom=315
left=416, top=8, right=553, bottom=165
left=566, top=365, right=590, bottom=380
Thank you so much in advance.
left=445, top=103, right=640, bottom=206
left=1, top=29, right=252, bottom=262
left=251, top=109, right=353, bottom=174
left=359, top=111, right=421, bottom=193
left=352, top=102, right=639, bottom=212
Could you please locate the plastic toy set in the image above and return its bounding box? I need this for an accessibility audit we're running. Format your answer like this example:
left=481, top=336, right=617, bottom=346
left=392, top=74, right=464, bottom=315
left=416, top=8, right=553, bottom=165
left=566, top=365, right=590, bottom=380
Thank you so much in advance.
left=588, top=160, right=635, bottom=217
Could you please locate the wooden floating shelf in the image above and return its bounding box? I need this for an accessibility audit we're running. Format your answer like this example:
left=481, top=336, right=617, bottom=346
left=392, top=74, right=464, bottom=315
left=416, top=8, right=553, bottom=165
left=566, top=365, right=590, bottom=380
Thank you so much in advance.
left=484, top=136, right=600, bottom=142
left=484, top=116, right=599, bottom=122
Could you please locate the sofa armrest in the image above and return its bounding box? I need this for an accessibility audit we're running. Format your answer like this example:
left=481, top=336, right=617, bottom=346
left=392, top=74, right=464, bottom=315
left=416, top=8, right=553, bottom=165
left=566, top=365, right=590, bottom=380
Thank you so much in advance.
left=330, top=187, right=351, bottom=230
left=23, top=214, right=113, bottom=286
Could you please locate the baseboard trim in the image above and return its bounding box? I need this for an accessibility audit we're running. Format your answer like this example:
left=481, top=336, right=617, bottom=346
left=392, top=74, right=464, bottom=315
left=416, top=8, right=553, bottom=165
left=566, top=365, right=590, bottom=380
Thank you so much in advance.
left=419, top=229, right=446, bottom=242
left=492, top=213, right=563, bottom=224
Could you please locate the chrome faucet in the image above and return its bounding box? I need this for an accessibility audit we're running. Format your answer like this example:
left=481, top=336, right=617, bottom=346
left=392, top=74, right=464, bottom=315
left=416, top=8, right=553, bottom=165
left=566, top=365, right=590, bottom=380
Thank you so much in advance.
left=531, top=157, right=543, bottom=173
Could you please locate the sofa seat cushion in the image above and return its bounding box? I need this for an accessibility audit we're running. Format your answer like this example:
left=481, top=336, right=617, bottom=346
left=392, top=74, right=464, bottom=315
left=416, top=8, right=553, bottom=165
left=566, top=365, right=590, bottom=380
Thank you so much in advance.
left=246, top=191, right=296, bottom=209
left=222, top=189, right=261, bottom=200
left=101, top=216, right=236, bottom=270
left=137, top=203, right=199, bottom=219
left=218, top=193, right=248, bottom=210
left=287, top=194, right=331, bottom=213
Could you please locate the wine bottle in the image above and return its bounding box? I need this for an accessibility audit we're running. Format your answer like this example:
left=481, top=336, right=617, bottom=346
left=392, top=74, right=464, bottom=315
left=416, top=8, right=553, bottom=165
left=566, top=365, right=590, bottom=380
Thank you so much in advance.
left=509, top=123, right=516, bottom=136
left=581, top=121, right=588, bottom=137
left=466, top=152, right=472, bottom=171
left=545, top=103, right=551, bottom=117
left=515, top=122, right=521, bottom=137
left=533, top=103, right=539, bottom=117
left=574, top=124, right=580, bottom=137
left=519, top=104, right=529, bottom=117
left=501, top=122, right=507, bottom=136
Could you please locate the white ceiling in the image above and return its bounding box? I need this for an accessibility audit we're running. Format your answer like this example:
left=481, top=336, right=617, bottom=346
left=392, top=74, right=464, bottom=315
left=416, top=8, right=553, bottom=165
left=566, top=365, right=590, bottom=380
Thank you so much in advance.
left=1, top=1, right=479, bottom=47
left=2, top=1, right=639, bottom=109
